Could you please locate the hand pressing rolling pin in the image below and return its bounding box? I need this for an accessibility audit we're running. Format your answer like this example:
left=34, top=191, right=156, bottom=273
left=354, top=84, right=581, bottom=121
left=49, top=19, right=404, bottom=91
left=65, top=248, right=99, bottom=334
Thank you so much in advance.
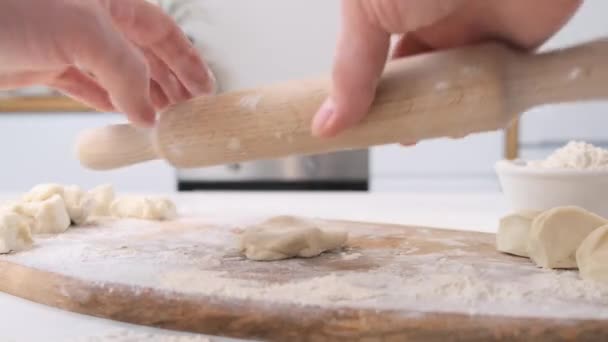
left=1, top=0, right=586, bottom=170
left=313, top=0, right=582, bottom=141
left=0, top=0, right=216, bottom=127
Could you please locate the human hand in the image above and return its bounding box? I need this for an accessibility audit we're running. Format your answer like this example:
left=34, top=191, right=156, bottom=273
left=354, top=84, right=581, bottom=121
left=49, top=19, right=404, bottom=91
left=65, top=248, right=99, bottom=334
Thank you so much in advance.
left=312, top=0, right=582, bottom=139
left=0, top=0, right=215, bottom=127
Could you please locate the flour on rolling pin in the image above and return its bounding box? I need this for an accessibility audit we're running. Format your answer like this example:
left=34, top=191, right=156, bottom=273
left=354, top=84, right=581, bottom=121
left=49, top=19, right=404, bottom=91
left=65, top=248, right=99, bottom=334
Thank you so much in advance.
left=238, top=94, right=263, bottom=111
left=3, top=215, right=608, bottom=320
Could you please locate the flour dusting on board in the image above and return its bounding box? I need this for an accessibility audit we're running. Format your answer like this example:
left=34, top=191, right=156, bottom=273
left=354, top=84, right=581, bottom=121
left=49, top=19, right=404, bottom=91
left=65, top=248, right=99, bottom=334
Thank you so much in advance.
left=2, top=217, right=608, bottom=320
left=69, top=329, right=212, bottom=342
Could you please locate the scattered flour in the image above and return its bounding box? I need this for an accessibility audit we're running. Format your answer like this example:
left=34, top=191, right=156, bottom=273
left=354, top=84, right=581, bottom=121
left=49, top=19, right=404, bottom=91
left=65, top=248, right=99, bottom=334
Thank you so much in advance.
left=528, top=141, right=608, bottom=170
left=340, top=252, right=362, bottom=261
left=2, top=218, right=608, bottom=321
left=68, top=329, right=212, bottom=342
left=434, top=81, right=450, bottom=91
left=160, top=272, right=381, bottom=305
left=568, top=66, right=583, bottom=80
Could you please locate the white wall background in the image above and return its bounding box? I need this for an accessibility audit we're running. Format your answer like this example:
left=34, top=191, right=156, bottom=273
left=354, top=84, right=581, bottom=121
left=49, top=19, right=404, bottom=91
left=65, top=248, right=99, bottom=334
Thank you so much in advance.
left=0, top=114, right=175, bottom=193
left=0, top=0, right=606, bottom=193
left=520, top=0, right=608, bottom=160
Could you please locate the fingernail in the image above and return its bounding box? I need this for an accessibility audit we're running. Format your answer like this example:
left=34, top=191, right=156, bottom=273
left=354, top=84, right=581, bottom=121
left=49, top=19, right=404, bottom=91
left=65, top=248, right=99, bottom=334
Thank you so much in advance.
left=312, top=98, right=335, bottom=136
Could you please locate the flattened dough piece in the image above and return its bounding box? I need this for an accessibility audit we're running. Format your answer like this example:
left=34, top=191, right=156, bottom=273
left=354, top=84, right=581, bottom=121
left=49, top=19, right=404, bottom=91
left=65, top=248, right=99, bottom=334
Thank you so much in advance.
left=496, top=210, right=541, bottom=257
left=240, top=216, right=348, bottom=261
left=0, top=211, right=33, bottom=254
left=88, top=184, right=115, bottom=217
left=528, top=206, right=607, bottom=269
left=22, top=183, right=93, bottom=225
left=576, top=225, right=608, bottom=283
left=110, top=196, right=177, bottom=220
left=14, top=194, right=71, bottom=234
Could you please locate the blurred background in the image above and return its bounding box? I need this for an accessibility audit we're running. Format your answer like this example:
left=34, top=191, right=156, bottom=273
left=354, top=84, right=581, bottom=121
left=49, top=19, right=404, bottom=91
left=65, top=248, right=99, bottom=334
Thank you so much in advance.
left=0, top=0, right=606, bottom=193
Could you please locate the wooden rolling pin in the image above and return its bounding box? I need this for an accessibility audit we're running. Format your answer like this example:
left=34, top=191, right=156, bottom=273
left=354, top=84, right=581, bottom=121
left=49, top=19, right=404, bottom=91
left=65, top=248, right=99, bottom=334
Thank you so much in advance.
left=77, top=38, right=608, bottom=170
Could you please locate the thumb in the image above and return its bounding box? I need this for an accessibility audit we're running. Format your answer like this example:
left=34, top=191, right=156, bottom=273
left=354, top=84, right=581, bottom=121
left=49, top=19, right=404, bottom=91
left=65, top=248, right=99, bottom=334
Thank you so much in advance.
left=312, top=0, right=390, bottom=138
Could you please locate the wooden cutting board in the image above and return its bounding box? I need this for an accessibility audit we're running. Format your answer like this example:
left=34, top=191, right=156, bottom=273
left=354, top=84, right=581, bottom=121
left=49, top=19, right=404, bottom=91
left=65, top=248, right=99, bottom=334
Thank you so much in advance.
left=1, top=215, right=607, bottom=342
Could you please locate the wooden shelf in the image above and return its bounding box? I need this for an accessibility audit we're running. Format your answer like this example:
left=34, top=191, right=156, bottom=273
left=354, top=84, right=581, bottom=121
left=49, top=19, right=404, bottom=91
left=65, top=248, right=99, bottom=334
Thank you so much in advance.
left=0, top=96, right=95, bottom=113
left=504, top=118, right=520, bottom=160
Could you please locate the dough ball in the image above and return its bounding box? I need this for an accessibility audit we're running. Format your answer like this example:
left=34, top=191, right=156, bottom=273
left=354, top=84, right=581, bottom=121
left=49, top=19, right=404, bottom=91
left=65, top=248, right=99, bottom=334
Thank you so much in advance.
left=239, top=216, right=348, bottom=261
left=22, top=183, right=63, bottom=202
left=527, top=206, right=607, bottom=269
left=88, top=184, right=115, bottom=217
left=12, top=194, right=71, bottom=234
left=0, top=211, right=33, bottom=254
left=22, top=183, right=93, bottom=225
left=576, top=225, right=608, bottom=283
left=110, top=196, right=177, bottom=220
left=496, top=210, right=541, bottom=257
left=62, top=185, right=94, bottom=225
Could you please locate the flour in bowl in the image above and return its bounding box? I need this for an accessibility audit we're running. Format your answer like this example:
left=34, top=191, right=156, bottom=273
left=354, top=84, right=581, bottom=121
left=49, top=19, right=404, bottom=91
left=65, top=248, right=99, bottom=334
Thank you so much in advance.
left=529, top=141, right=608, bottom=170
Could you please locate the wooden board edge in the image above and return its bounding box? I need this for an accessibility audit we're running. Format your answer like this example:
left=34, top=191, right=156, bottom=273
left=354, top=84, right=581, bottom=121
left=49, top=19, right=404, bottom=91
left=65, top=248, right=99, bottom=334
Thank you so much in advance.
left=320, top=218, right=497, bottom=238
left=1, top=259, right=606, bottom=341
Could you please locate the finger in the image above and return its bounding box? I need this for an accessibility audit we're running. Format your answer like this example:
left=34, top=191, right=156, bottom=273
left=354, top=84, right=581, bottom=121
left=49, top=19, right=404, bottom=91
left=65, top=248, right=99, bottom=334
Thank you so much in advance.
left=103, top=0, right=215, bottom=96
left=142, top=48, right=189, bottom=103
left=312, top=0, right=390, bottom=138
left=47, top=67, right=115, bottom=112
left=69, top=8, right=155, bottom=127
left=0, top=70, right=60, bottom=89
left=150, top=80, right=170, bottom=110
left=408, top=4, right=493, bottom=51
left=391, top=33, right=434, bottom=59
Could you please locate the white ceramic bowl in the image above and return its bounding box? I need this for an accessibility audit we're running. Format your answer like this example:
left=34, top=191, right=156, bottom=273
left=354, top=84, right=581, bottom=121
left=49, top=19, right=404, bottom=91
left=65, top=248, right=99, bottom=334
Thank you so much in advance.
left=495, top=159, right=608, bottom=217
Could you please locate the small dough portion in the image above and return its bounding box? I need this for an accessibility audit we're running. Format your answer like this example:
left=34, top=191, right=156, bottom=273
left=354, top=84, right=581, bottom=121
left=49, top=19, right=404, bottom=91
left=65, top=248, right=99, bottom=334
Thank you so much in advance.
left=528, top=206, right=607, bottom=269
left=21, top=183, right=63, bottom=202
left=22, top=183, right=93, bottom=225
left=88, top=184, right=115, bottom=217
left=110, top=196, right=177, bottom=220
left=13, top=194, right=71, bottom=234
left=576, top=225, right=608, bottom=283
left=62, top=185, right=94, bottom=225
left=496, top=210, right=542, bottom=257
left=239, top=216, right=348, bottom=261
left=0, top=211, right=33, bottom=254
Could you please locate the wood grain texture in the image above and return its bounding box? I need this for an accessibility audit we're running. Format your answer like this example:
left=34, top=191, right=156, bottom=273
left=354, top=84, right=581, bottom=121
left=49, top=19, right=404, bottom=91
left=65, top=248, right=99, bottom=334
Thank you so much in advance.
left=76, top=38, right=608, bottom=170
left=1, top=261, right=606, bottom=342
left=504, top=118, right=519, bottom=160
left=0, top=218, right=607, bottom=342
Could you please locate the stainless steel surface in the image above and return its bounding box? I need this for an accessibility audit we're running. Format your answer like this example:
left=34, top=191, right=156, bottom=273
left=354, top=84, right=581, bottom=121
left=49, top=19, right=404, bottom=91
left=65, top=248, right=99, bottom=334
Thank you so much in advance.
left=177, top=150, right=368, bottom=182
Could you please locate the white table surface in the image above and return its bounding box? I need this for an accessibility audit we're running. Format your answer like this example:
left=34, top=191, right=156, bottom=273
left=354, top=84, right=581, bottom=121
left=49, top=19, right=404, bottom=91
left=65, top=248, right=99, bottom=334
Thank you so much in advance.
left=0, top=191, right=509, bottom=342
